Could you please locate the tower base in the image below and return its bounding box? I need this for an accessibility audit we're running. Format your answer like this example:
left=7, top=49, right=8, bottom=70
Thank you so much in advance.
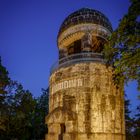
left=46, top=63, right=125, bottom=140
left=45, top=133, right=125, bottom=140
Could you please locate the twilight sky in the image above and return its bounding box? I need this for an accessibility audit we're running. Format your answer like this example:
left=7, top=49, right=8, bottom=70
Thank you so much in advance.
left=0, top=0, right=139, bottom=113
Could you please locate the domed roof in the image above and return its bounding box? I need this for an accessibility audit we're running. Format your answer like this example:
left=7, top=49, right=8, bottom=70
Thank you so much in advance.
left=58, top=8, right=113, bottom=36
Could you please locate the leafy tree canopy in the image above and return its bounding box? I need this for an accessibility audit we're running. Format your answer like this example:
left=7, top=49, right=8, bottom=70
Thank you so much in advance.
left=0, top=57, right=10, bottom=94
left=0, top=80, right=36, bottom=140
left=0, top=57, right=10, bottom=132
left=103, top=0, right=140, bottom=89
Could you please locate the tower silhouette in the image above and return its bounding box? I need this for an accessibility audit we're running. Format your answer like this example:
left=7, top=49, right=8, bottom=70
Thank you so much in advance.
left=45, top=8, right=125, bottom=140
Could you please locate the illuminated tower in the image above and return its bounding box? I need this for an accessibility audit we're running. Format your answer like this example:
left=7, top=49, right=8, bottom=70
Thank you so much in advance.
left=45, top=8, right=125, bottom=140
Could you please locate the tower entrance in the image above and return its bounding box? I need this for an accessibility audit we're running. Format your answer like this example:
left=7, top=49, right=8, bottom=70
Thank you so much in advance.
left=59, top=124, right=66, bottom=140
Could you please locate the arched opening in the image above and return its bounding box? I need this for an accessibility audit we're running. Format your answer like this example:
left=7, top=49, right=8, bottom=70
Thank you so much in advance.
left=67, top=39, right=81, bottom=55
left=45, top=124, right=48, bottom=134
left=61, top=123, right=66, bottom=133
left=59, top=123, right=66, bottom=140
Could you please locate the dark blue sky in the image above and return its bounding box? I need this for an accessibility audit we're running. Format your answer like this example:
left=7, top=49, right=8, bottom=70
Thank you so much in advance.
left=0, top=0, right=139, bottom=112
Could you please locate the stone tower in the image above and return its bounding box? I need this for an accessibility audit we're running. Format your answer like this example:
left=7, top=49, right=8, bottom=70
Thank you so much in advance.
left=45, top=8, right=125, bottom=140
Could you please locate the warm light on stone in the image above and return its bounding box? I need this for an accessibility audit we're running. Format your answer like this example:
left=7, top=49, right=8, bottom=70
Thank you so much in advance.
left=45, top=8, right=125, bottom=140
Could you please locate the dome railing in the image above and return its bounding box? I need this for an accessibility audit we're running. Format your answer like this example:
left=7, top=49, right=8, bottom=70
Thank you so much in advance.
left=50, top=52, right=105, bottom=74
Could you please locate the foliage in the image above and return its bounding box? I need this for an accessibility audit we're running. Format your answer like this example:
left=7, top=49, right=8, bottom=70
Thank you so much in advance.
left=125, top=95, right=135, bottom=139
left=103, top=0, right=140, bottom=89
left=124, top=93, right=140, bottom=140
left=133, top=104, right=140, bottom=139
left=0, top=57, right=10, bottom=94
left=0, top=58, right=10, bottom=132
left=0, top=81, right=36, bottom=140
left=0, top=58, right=49, bottom=140
left=31, top=88, right=49, bottom=140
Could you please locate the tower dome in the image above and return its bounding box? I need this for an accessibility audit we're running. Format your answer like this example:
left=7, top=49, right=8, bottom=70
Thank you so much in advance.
left=58, top=8, right=112, bottom=36
left=57, top=8, right=113, bottom=54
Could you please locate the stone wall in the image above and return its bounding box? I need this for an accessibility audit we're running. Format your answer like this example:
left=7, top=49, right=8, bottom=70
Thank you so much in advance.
left=45, top=62, right=125, bottom=140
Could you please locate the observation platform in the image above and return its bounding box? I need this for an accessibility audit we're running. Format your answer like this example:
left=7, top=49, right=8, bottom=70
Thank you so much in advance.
left=50, top=52, right=105, bottom=74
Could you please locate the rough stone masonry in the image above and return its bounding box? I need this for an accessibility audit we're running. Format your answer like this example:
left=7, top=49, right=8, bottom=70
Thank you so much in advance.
left=45, top=8, right=125, bottom=140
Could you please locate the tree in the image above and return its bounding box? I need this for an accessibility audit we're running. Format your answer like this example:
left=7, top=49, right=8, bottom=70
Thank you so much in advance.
left=0, top=81, right=36, bottom=140
left=31, top=88, right=49, bottom=140
left=0, top=57, right=10, bottom=133
left=103, top=0, right=140, bottom=89
left=125, top=95, right=135, bottom=140
left=0, top=57, right=50, bottom=140
left=133, top=103, right=140, bottom=139
left=0, top=57, right=10, bottom=94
